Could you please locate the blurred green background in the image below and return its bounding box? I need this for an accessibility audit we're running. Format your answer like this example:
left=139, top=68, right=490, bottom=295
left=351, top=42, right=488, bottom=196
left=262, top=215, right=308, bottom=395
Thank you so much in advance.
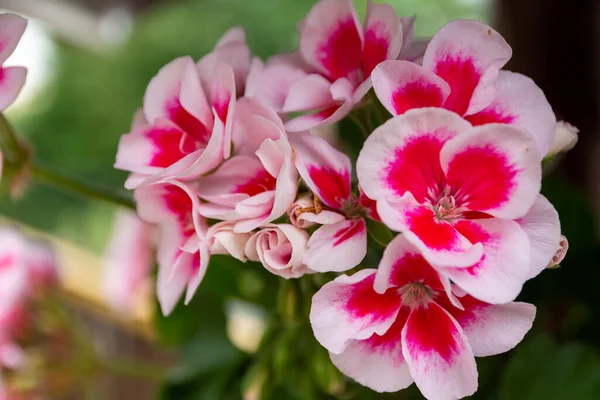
left=2, top=0, right=600, bottom=398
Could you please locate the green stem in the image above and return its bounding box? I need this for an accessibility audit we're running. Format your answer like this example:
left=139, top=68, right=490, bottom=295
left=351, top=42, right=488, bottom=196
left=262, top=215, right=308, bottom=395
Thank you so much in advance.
left=99, top=358, right=166, bottom=381
left=0, top=114, right=26, bottom=164
left=348, top=112, right=370, bottom=138
left=32, top=161, right=135, bottom=210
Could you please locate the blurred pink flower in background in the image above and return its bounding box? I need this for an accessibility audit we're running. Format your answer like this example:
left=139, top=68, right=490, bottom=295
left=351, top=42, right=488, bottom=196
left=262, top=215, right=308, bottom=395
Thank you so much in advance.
left=0, top=13, right=28, bottom=112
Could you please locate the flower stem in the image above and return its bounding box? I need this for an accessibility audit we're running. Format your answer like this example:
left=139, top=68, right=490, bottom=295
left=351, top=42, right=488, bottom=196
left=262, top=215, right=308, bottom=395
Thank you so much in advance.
left=0, top=113, right=26, bottom=164
left=31, top=161, right=135, bottom=210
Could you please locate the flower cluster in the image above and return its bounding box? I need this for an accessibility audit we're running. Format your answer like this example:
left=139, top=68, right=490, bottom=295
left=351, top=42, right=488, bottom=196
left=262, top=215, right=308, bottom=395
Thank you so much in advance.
left=115, top=1, right=574, bottom=398
left=0, top=228, right=58, bottom=395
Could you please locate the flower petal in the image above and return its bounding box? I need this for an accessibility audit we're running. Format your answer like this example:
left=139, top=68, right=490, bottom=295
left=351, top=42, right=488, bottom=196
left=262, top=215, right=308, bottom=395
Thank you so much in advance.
left=304, top=218, right=367, bottom=272
left=290, top=133, right=352, bottom=208
left=362, top=0, right=403, bottom=77
left=423, top=20, right=512, bottom=116
left=465, top=71, right=556, bottom=158
left=299, top=0, right=363, bottom=82
left=282, top=73, right=335, bottom=113
left=440, top=123, right=541, bottom=219
left=516, top=195, right=561, bottom=279
left=0, top=66, right=26, bottom=111
left=440, top=218, right=531, bottom=304
left=372, top=60, right=450, bottom=116
left=402, top=302, right=478, bottom=400
left=0, top=14, right=27, bottom=64
left=310, top=269, right=402, bottom=354
left=284, top=100, right=353, bottom=132
left=357, top=108, right=471, bottom=204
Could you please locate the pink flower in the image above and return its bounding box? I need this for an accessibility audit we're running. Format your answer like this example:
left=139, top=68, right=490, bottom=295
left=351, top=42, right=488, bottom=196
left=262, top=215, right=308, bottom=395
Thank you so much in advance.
left=310, top=234, right=535, bottom=399
left=115, top=28, right=250, bottom=187
left=357, top=108, right=547, bottom=303
left=253, top=0, right=407, bottom=131
left=102, top=211, right=156, bottom=315
left=134, top=180, right=209, bottom=315
left=197, top=107, right=298, bottom=233
left=245, top=224, right=311, bottom=279
left=291, top=133, right=368, bottom=272
left=0, top=14, right=27, bottom=111
left=371, top=20, right=556, bottom=157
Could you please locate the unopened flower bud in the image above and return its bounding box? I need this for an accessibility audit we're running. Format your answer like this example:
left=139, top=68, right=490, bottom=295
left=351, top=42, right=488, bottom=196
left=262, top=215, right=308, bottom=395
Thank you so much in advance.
left=546, top=121, right=578, bottom=158
left=547, top=235, right=568, bottom=268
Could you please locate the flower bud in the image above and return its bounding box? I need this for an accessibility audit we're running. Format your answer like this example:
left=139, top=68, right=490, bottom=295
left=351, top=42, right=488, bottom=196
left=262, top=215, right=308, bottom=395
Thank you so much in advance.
left=546, top=121, right=578, bottom=158
left=547, top=235, right=568, bottom=268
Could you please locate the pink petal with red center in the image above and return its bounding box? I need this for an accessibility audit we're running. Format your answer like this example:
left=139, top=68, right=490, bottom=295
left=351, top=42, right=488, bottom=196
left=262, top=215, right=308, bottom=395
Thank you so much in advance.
left=423, top=20, right=512, bottom=116
left=0, top=66, right=26, bottom=111
left=465, top=71, right=556, bottom=158
left=516, top=195, right=561, bottom=279
left=374, top=234, right=446, bottom=294
left=372, top=60, right=450, bottom=116
left=231, top=97, right=285, bottom=155
left=330, top=314, right=413, bottom=393
left=444, top=294, right=535, bottom=357
left=304, top=218, right=367, bottom=272
left=0, top=14, right=26, bottom=64
left=282, top=73, right=336, bottom=113
left=440, top=123, right=541, bottom=219
left=362, top=1, right=403, bottom=77
left=181, top=235, right=211, bottom=305
left=284, top=100, right=353, bottom=132
left=377, top=196, right=484, bottom=268
left=402, top=302, right=477, bottom=400
left=357, top=108, right=471, bottom=203
left=310, top=269, right=402, bottom=354
left=440, top=218, right=530, bottom=304
left=290, top=133, right=351, bottom=208
left=299, top=0, right=363, bottom=82
left=207, top=63, right=236, bottom=159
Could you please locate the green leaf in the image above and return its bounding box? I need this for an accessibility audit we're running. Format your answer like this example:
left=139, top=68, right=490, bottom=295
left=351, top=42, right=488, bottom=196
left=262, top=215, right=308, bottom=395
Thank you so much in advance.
left=366, top=218, right=394, bottom=247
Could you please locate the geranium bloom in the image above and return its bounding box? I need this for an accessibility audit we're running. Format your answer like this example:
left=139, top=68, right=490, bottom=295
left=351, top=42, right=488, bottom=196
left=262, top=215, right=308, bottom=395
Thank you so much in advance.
left=357, top=108, right=545, bottom=303
left=310, top=234, right=535, bottom=399
left=0, top=14, right=27, bottom=112
left=254, top=0, right=407, bottom=131
left=103, top=211, right=155, bottom=315
left=371, top=20, right=556, bottom=157
left=134, top=180, right=208, bottom=315
left=115, top=28, right=250, bottom=187
left=291, top=133, right=369, bottom=272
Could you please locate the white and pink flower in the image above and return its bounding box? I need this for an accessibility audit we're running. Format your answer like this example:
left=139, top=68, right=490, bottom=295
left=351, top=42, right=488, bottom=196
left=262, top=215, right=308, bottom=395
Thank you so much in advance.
left=310, top=234, right=535, bottom=399
left=115, top=28, right=250, bottom=186
left=371, top=20, right=556, bottom=157
left=357, top=108, right=552, bottom=303
left=0, top=13, right=27, bottom=112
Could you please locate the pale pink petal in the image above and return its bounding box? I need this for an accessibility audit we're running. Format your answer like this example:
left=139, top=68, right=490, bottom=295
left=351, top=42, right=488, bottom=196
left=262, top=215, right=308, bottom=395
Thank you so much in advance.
left=440, top=218, right=531, bottom=304
left=310, top=269, right=402, bottom=354
left=516, top=195, right=561, bottom=279
left=207, top=63, right=235, bottom=159
left=290, top=133, right=351, bottom=208
left=445, top=295, right=535, bottom=357
left=465, top=71, right=556, bottom=158
left=357, top=108, right=471, bottom=203
left=304, top=218, right=367, bottom=272
left=232, top=97, right=285, bottom=155
left=103, top=211, right=155, bottom=314
left=372, top=61, right=450, bottom=116
left=155, top=233, right=191, bottom=316
left=0, top=14, right=27, bottom=64
left=299, top=0, right=363, bottom=82
left=0, top=342, right=25, bottom=369
left=330, top=316, right=413, bottom=393
left=284, top=100, right=353, bottom=132
left=282, top=74, right=335, bottom=113
left=377, top=196, right=484, bottom=268
left=182, top=236, right=210, bottom=305
left=423, top=20, right=512, bottom=116
left=0, top=66, right=26, bottom=111
left=206, top=221, right=251, bottom=262
left=440, top=123, right=541, bottom=219
left=402, top=302, right=478, bottom=400
left=362, top=1, right=403, bottom=77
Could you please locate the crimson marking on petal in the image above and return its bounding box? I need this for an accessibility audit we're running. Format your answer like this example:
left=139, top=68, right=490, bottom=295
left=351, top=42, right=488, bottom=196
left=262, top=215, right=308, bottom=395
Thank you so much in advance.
left=148, top=125, right=188, bottom=168
left=342, top=273, right=402, bottom=320
left=441, top=294, right=487, bottom=328
left=318, top=18, right=362, bottom=82
left=234, top=170, right=277, bottom=197
left=405, top=207, right=460, bottom=251
left=453, top=220, right=494, bottom=276
left=167, top=97, right=210, bottom=144
left=389, top=252, right=443, bottom=291
left=362, top=26, right=389, bottom=77
left=405, top=303, right=462, bottom=363
left=434, top=55, right=480, bottom=116
left=465, top=108, right=515, bottom=126
left=332, top=219, right=365, bottom=247
left=163, top=185, right=195, bottom=236
left=364, top=309, right=410, bottom=366
left=213, top=90, right=231, bottom=123
left=0, top=254, right=15, bottom=270
left=383, top=134, right=448, bottom=203
left=391, top=81, right=446, bottom=115
left=446, top=146, right=518, bottom=211
left=308, top=166, right=351, bottom=208
left=358, top=191, right=380, bottom=221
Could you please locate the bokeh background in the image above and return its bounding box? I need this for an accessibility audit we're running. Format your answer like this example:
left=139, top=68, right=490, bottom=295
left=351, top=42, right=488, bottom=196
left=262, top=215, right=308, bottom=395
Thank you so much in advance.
left=0, top=0, right=599, bottom=398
